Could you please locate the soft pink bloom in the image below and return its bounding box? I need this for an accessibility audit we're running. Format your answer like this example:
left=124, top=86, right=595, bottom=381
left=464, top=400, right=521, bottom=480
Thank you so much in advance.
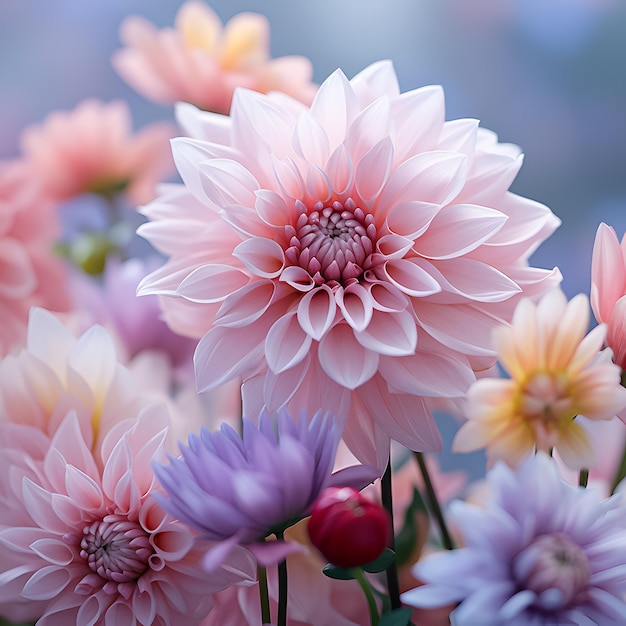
left=138, top=61, right=561, bottom=468
left=113, top=1, right=317, bottom=114
left=591, top=222, right=626, bottom=370
left=20, top=99, right=174, bottom=205
left=0, top=411, right=255, bottom=625
left=0, top=161, right=70, bottom=356
left=453, top=288, right=626, bottom=469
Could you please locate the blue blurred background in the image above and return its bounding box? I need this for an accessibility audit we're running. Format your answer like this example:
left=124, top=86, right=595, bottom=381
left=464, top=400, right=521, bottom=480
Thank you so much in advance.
left=2, top=0, right=626, bottom=476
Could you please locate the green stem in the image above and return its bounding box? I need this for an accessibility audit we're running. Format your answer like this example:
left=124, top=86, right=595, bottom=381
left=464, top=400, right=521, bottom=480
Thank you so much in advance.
left=611, top=437, right=626, bottom=494
left=579, top=468, right=589, bottom=488
left=414, top=452, right=455, bottom=550
left=353, top=567, right=380, bottom=626
left=276, top=531, right=288, bottom=626
left=257, top=563, right=271, bottom=625
left=381, top=459, right=402, bottom=610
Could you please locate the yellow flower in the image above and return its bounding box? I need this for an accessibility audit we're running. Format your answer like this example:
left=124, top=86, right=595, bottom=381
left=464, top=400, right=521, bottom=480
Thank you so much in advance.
left=453, top=289, right=626, bottom=469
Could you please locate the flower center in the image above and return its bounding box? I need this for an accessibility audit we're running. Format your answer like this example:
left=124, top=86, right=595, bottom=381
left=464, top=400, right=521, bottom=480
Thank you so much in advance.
left=284, top=198, right=377, bottom=286
left=513, top=533, right=589, bottom=609
left=518, top=372, right=575, bottom=449
left=80, top=514, right=153, bottom=583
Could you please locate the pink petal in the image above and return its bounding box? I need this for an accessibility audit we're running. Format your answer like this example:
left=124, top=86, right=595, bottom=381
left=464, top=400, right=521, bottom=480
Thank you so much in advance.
left=177, top=264, right=250, bottom=303
left=29, top=539, right=74, bottom=567
left=384, top=200, right=440, bottom=240
left=0, top=238, right=36, bottom=298
left=22, top=565, right=72, bottom=601
left=255, top=189, right=293, bottom=227
left=355, top=136, right=394, bottom=202
left=265, top=312, right=312, bottom=373
left=381, top=258, right=442, bottom=297
left=246, top=540, right=308, bottom=567
left=325, top=144, right=354, bottom=196
left=198, top=158, right=259, bottom=208
left=335, top=283, right=373, bottom=332
left=292, top=113, right=331, bottom=165
left=215, top=280, right=279, bottom=327
left=591, top=223, right=626, bottom=324
left=355, top=309, right=417, bottom=356
left=318, top=324, right=379, bottom=389
left=233, top=238, right=285, bottom=279
left=296, top=285, right=336, bottom=340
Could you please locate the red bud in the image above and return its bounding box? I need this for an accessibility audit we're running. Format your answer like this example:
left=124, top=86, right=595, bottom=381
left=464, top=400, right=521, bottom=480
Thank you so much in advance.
left=307, top=486, right=392, bottom=568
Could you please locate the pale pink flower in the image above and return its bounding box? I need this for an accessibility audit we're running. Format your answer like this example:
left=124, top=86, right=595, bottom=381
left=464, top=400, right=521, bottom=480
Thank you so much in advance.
left=138, top=61, right=561, bottom=468
left=20, top=99, right=174, bottom=205
left=113, top=1, right=317, bottom=114
left=591, top=222, right=626, bottom=370
left=453, top=288, right=626, bottom=469
left=0, top=161, right=70, bottom=356
left=0, top=410, right=255, bottom=625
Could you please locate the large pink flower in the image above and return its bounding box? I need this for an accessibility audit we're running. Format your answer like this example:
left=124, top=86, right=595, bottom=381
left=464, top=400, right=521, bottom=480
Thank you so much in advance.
left=0, top=161, right=70, bottom=356
left=0, top=411, right=254, bottom=625
left=112, top=1, right=317, bottom=114
left=138, top=61, right=561, bottom=468
left=20, top=99, right=174, bottom=205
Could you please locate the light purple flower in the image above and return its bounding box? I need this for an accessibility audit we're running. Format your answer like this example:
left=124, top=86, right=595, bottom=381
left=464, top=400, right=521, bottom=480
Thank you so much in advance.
left=401, top=453, right=626, bottom=625
left=153, top=409, right=380, bottom=570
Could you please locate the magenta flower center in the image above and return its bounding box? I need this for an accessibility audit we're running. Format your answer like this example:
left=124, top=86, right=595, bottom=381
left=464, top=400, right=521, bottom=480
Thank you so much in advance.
left=514, top=533, right=589, bottom=608
left=284, top=198, right=377, bottom=286
left=80, top=514, right=153, bottom=583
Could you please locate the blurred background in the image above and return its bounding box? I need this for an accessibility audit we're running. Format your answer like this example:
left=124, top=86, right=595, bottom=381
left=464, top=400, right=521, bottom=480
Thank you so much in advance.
left=2, top=0, right=626, bottom=474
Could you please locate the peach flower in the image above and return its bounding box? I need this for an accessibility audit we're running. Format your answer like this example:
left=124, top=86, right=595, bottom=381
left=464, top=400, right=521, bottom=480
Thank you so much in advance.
left=113, top=1, right=317, bottom=114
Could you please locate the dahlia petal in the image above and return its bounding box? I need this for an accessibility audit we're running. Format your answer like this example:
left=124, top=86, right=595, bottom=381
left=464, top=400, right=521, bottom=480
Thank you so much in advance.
left=215, top=280, right=278, bottom=327
left=22, top=565, right=72, bottom=601
left=22, top=479, right=70, bottom=534
left=568, top=323, right=606, bottom=376
left=591, top=223, right=625, bottom=323
left=325, top=144, right=354, bottom=196
left=355, top=135, right=394, bottom=202
left=262, top=355, right=311, bottom=412
left=64, top=466, right=104, bottom=511
left=247, top=539, right=308, bottom=566
left=437, top=118, right=479, bottom=156
left=384, top=200, right=440, bottom=240
left=255, top=188, right=293, bottom=227
left=297, top=284, right=337, bottom=340
left=367, top=281, right=410, bottom=313
left=177, top=264, right=249, bottom=303
left=279, top=265, right=316, bottom=292
left=0, top=238, right=36, bottom=298
left=382, top=258, right=442, bottom=297
left=318, top=324, right=379, bottom=389
left=220, top=203, right=277, bottom=239
left=29, top=538, right=74, bottom=567
left=416, top=203, right=508, bottom=259
left=175, top=102, right=232, bottom=145
left=355, top=309, right=417, bottom=356
left=197, top=158, right=259, bottom=208
left=305, top=163, right=332, bottom=201
left=352, top=60, right=400, bottom=98
left=376, top=234, right=414, bottom=259
left=293, top=113, right=331, bottom=165
left=309, top=69, right=358, bottom=149
left=335, top=283, right=373, bottom=332
left=233, top=237, right=285, bottom=279
left=380, top=150, right=467, bottom=208
left=265, top=312, right=312, bottom=373
left=26, top=308, right=75, bottom=376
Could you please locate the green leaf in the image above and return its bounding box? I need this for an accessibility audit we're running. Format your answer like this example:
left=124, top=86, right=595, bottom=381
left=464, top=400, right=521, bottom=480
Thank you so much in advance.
left=395, top=487, right=427, bottom=567
left=321, top=564, right=356, bottom=580
left=378, top=607, right=413, bottom=626
left=361, top=547, right=396, bottom=573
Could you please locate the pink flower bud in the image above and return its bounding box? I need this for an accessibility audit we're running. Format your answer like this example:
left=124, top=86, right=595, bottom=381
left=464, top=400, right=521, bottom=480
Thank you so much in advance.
left=307, top=486, right=391, bottom=568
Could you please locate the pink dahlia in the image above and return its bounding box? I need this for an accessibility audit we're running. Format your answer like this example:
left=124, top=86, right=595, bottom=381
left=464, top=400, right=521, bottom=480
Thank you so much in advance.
left=138, top=61, right=561, bottom=467
left=20, top=99, right=174, bottom=205
left=0, top=161, right=70, bottom=356
left=112, top=1, right=317, bottom=114
left=0, top=410, right=254, bottom=625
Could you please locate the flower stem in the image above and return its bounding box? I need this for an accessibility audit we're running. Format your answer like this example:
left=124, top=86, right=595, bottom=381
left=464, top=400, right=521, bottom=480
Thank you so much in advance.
left=579, top=468, right=589, bottom=488
left=413, top=452, right=455, bottom=550
left=353, top=567, right=380, bottom=626
left=276, top=531, right=288, bottom=626
left=381, top=459, right=402, bottom=610
left=611, top=437, right=626, bottom=494
left=257, top=563, right=271, bottom=625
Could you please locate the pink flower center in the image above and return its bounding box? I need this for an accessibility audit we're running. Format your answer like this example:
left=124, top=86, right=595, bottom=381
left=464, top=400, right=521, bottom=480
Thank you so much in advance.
left=514, top=533, right=589, bottom=609
left=80, top=514, right=153, bottom=583
left=284, top=198, right=377, bottom=286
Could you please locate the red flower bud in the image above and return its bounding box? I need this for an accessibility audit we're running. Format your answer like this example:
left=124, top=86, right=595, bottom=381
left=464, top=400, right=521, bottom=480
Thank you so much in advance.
left=307, top=486, right=392, bottom=568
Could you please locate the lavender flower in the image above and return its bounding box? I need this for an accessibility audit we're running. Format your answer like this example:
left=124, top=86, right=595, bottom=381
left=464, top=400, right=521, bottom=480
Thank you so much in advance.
left=153, top=409, right=380, bottom=569
left=401, top=453, right=626, bottom=625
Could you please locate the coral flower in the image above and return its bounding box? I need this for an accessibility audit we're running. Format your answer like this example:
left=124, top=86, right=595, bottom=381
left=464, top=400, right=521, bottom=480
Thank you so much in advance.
left=0, top=411, right=254, bottom=625
left=113, top=1, right=317, bottom=114
left=453, top=288, right=626, bottom=468
left=138, top=60, right=561, bottom=468
left=402, top=453, right=626, bottom=625
left=20, top=99, right=174, bottom=205
left=153, top=409, right=380, bottom=570
left=0, top=161, right=70, bottom=356
left=591, top=222, right=626, bottom=371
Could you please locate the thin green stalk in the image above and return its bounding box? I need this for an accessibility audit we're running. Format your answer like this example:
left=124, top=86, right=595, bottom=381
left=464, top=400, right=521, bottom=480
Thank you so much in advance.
left=579, top=468, right=589, bottom=488
left=353, top=567, right=380, bottom=626
left=257, top=563, right=271, bottom=625
left=381, top=460, right=402, bottom=610
left=414, top=452, right=455, bottom=551
left=276, top=531, right=288, bottom=626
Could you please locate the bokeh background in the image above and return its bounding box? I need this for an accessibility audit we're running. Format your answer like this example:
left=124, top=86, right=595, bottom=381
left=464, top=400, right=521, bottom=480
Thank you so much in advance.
left=2, top=0, right=626, bottom=475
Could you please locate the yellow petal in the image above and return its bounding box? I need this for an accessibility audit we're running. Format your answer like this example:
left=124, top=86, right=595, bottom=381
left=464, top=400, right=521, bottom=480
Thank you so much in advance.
left=221, top=13, right=268, bottom=70
left=176, top=0, right=222, bottom=56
